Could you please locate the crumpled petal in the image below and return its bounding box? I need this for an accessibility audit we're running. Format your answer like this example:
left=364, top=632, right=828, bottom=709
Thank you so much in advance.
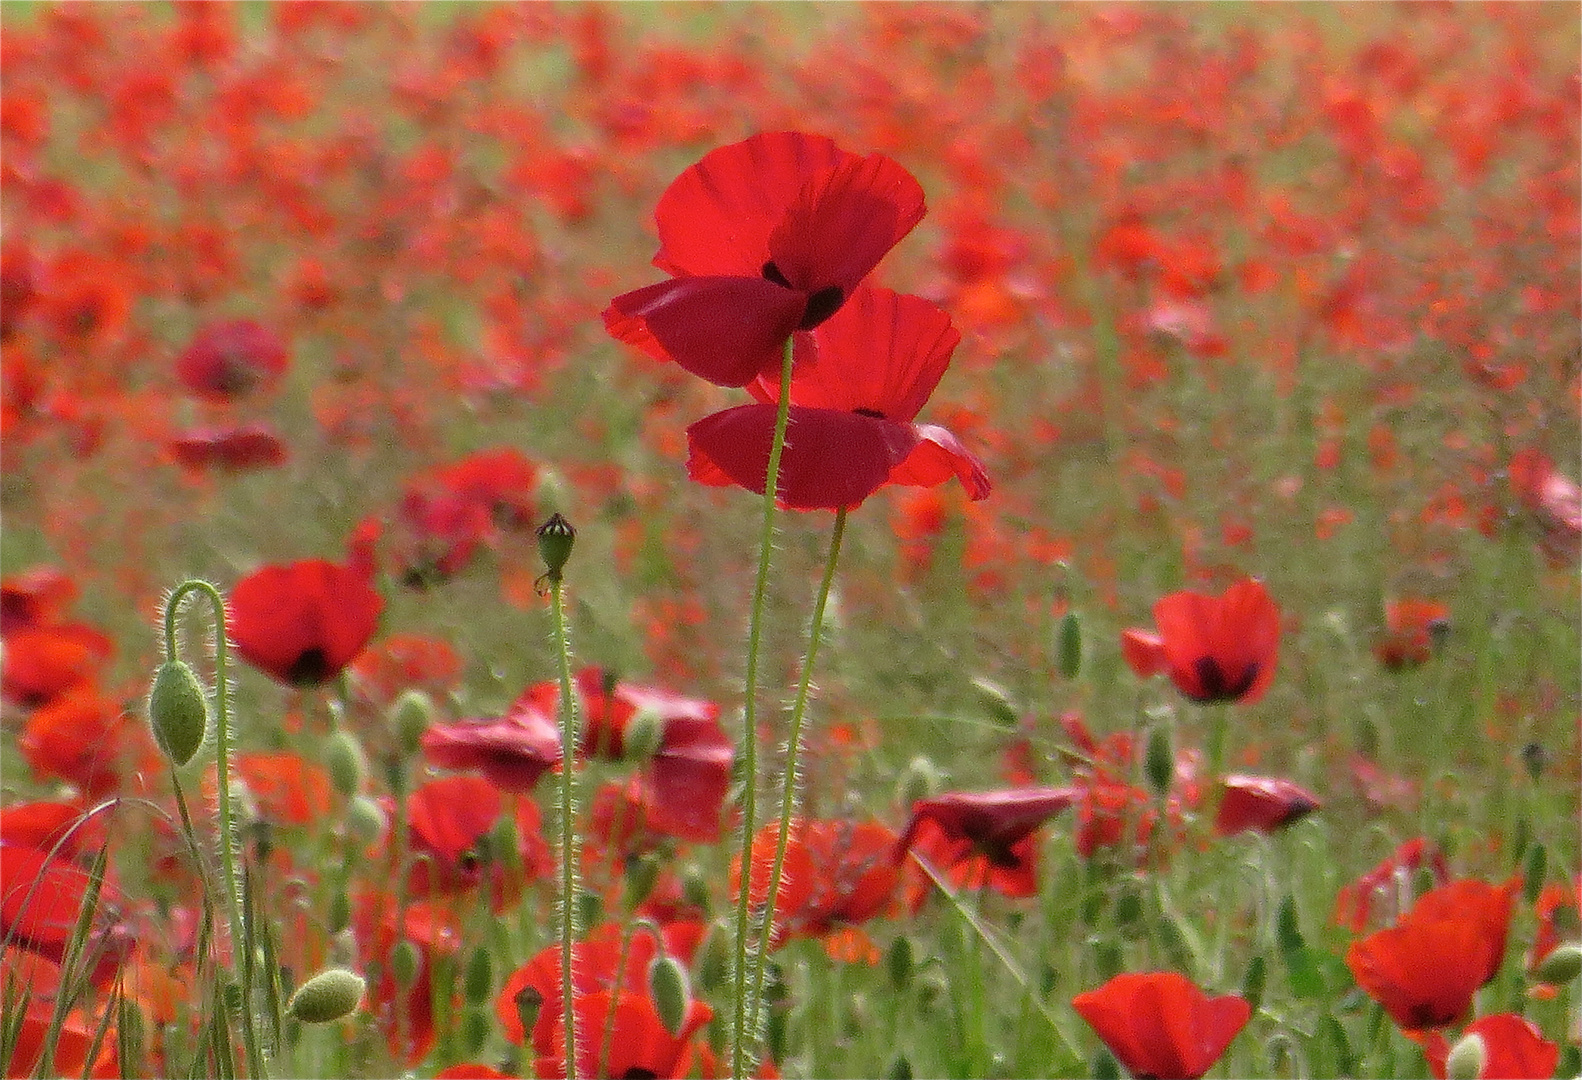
left=604, top=275, right=806, bottom=388
left=888, top=424, right=991, bottom=499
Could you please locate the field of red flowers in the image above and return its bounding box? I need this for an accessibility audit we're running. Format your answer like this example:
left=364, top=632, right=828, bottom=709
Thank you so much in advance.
left=2, top=4, right=1579, bottom=1079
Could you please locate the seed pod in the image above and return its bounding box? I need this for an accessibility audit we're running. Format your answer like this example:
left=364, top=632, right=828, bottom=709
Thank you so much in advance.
left=1533, top=944, right=1582, bottom=987
left=536, top=513, right=576, bottom=584
left=287, top=967, right=366, bottom=1024
left=649, top=955, right=690, bottom=1036
left=148, top=660, right=209, bottom=767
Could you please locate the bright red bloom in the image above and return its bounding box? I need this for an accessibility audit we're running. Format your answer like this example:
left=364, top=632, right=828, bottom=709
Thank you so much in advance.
left=174, top=318, right=289, bottom=401
left=605, top=131, right=926, bottom=388
left=20, top=686, right=161, bottom=798
left=421, top=686, right=563, bottom=794
left=896, top=787, right=1076, bottom=899
left=0, top=840, right=134, bottom=988
left=1415, top=1014, right=1560, bottom=1080
left=390, top=448, right=539, bottom=586
left=686, top=287, right=990, bottom=510
left=168, top=422, right=288, bottom=470
left=0, top=622, right=113, bottom=707
left=732, top=819, right=900, bottom=949
left=232, top=752, right=332, bottom=826
left=1375, top=597, right=1450, bottom=670
left=228, top=558, right=383, bottom=686
left=1214, top=774, right=1320, bottom=836
left=534, top=989, right=713, bottom=1080
left=1346, top=878, right=1520, bottom=1031
left=1149, top=578, right=1281, bottom=704
left=1072, top=971, right=1251, bottom=1080
left=1332, top=837, right=1450, bottom=932
left=1120, top=627, right=1169, bottom=679
left=395, top=775, right=552, bottom=909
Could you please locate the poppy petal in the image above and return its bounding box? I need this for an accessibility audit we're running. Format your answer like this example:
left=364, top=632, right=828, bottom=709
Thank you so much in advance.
left=604, top=276, right=807, bottom=388
left=888, top=424, right=991, bottom=499
left=785, top=287, right=959, bottom=419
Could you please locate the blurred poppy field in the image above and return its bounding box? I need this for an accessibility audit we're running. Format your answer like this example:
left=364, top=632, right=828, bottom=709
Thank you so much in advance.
left=1, top=4, right=1579, bottom=1079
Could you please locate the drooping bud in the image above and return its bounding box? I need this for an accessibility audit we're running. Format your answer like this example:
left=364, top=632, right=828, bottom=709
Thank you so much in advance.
left=346, top=794, right=387, bottom=845
left=970, top=677, right=1019, bottom=729
left=623, top=709, right=666, bottom=763
left=323, top=729, right=367, bottom=798
left=1444, top=1031, right=1486, bottom=1080
left=391, top=689, right=434, bottom=757
left=897, top=755, right=944, bottom=808
left=536, top=513, right=576, bottom=586
left=1533, top=943, right=1582, bottom=987
left=649, top=955, right=690, bottom=1036
left=623, top=852, right=662, bottom=911
left=148, top=660, right=210, bottom=767
left=287, top=967, right=366, bottom=1024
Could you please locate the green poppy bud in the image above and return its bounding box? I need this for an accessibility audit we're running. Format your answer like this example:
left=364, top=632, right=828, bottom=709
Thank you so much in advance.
left=887, top=935, right=914, bottom=990
left=463, top=946, right=493, bottom=1005
left=649, top=955, right=690, bottom=1036
left=623, top=709, right=666, bottom=763
left=346, top=794, right=386, bottom=845
left=971, top=677, right=1019, bottom=729
left=287, top=967, right=366, bottom=1024
left=323, top=729, right=367, bottom=798
left=1057, top=610, right=1082, bottom=679
left=681, top=864, right=712, bottom=914
left=1533, top=944, right=1582, bottom=987
left=624, top=852, right=662, bottom=911
left=461, top=1009, right=490, bottom=1057
left=389, top=939, right=420, bottom=991
left=148, top=660, right=210, bottom=768
left=536, top=513, right=576, bottom=584
left=390, top=689, right=434, bottom=757
left=1445, top=1031, right=1486, bottom=1080
left=1144, top=724, right=1174, bottom=797
left=897, top=755, right=944, bottom=808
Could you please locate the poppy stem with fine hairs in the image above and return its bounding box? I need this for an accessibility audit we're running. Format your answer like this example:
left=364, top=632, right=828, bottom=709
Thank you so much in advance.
left=748, top=506, right=848, bottom=1042
left=730, top=333, right=796, bottom=1079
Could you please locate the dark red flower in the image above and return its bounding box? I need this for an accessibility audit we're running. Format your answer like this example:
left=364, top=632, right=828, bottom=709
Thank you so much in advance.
left=686, top=287, right=990, bottom=510
left=534, top=989, right=712, bottom=1080
left=174, top=318, right=289, bottom=401
left=1375, top=597, right=1450, bottom=670
left=420, top=688, right=563, bottom=794
left=1415, top=1014, right=1560, bottom=1080
left=228, top=558, right=383, bottom=686
left=733, top=819, right=900, bottom=949
left=1345, top=878, right=1520, bottom=1031
left=0, top=566, right=76, bottom=635
left=896, top=787, right=1076, bottom=899
left=168, top=422, right=288, bottom=470
left=389, top=448, right=539, bottom=587
left=1149, top=578, right=1281, bottom=704
left=605, top=131, right=926, bottom=387
left=1213, top=774, right=1321, bottom=836
left=0, top=839, right=134, bottom=988
left=1072, top=971, right=1251, bottom=1080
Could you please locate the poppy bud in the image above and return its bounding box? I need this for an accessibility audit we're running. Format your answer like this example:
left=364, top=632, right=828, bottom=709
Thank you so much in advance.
left=389, top=939, right=420, bottom=991
left=681, top=864, right=712, bottom=913
left=887, top=935, right=914, bottom=990
left=514, top=984, right=544, bottom=1041
left=323, top=730, right=367, bottom=798
left=462, top=1010, right=490, bottom=1057
left=148, top=660, right=210, bottom=768
left=390, top=689, right=433, bottom=757
left=624, top=852, right=662, bottom=911
left=463, top=946, right=493, bottom=1005
left=346, top=794, right=386, bottom=845
left=649, top=955, right=690, bottom=1036
left=576, top=890, right=602, bottom=932
left=1522, top=742, right=1549, bottom=780
left=287, top=966, right=366, bottom=1024
left=1057, top=611, right=1082, bottom=679
left=1144, top=724, right=1174, bottom=797
left=1524, top=844, right=1547, bottom=905
left=971, top=677, right=1019, bottom=728
left=897, top=755, right=944, bottom=807
left=623, top=709, right=666, bottom=763
left=697, top=928, right=729, bottom=993
left=327, top=889, right=351, bottom=936
left=536, top=513, right=576, bottom=584
left=1445, top=1031, right=1486, bottom=1080
left=1533, top=944, right=1582, bottom=987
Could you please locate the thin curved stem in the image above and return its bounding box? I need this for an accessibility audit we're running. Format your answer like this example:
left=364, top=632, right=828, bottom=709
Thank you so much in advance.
left=747, top=507, right=847, bottom=1042
left=729, top=335, right=797, bottom=1079
left=550, top=576, right=582, bottom=1080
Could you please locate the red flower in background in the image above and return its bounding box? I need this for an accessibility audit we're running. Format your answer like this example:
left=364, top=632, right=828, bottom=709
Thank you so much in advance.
left=1346, top=878, right=1519, bottom=1031
left=168, top=422, right=288, bottom=471
left=1375, top=597, right=1450, bottom=670
left=421, top=689, right=563, bottom=794
left=228, top=558, right=383, bottom=686
left=1134, top=578, right=1281, bottom=704
left=533, top=989, right=713, bottom=1080
left=1072, top=971, right=1251, bottom=1080
left=1332, top=837, right=1450, bottom=932
left=0, top=566, right=77, bottom=635
left=1214, top=774, right=1320, bottom=836
left=1, top=622, right=113, bottom=708
left=0, top=839, right=134, bottom=988
left=1508, top=447, right=1582, bottom=568
left=605, top=131, right=926, bottom=387
left=20, top=686, right=161, bottom=798
left=1529, top=879, right=1580, bottom=978
left=393, top=775, right=552, bottom=910
left=388, top=448, right=538, bottom=587
left=733, top=819, right=900, bottom=952
left=896, top=787, right=1076, bottom=900
left=1415, top=1014, right=1559, bottom=1080
left=687, top=287, right=990, bottom=510
left=174, top=318, right=289, bottom=401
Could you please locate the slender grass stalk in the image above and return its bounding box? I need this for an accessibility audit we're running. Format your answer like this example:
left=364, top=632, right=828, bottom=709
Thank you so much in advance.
left=747, top=507, right=847, bottom=1041
left=162, top=581, right=266, bottom=1078
left=730, top=334, right=797, bottom=1079
left=547, top=555, right=583, bottom=1080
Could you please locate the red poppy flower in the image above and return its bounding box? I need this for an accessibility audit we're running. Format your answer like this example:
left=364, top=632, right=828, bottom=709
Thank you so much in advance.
left=1375, top=597, right=1450, bottom=670
left=1072, top=971, right=1251, bottom=1080
left=534, top=989, right=713, bottom=1080
left=605, top=131, right=926, bottom=387
left=389, top=448, right=539, bottom=587
left=0, top=840, right=134, bottom=988
left=1509, top=447, right=1582, bottom=568
left=228, top=558, right=383, bottom=686
left=1, top=622, right=113, bottom=707
left=1213, top=774, right=1321, bottom=836
left=0, top=566, right=77, bottom=635
left=1346, top=878, right=1520, bottom=1031
left=1060, top=713, right=1200, bottom=862
left=896, top=787, right=1076, bottom=900
left=174, top=318, right=289, bottom=401
left=733, top=819, right=900, bottom=949
left=420, top=689, right=563, bottom=794
left=20, top=685, right=161, bottom=798
left=1120, top=627, right=1170, bottom=679
left=1415, top=1014, right=1560, bottom=1080
left=687, top=287, right=991, bottom=510
left=393, top=775, right=552, bottom=909
left=1529, top=878, right=1580, bottom=976
left=1148, top=578, right=1281, bottom=704
left=1332, top=837, right=1450, bottom=933
left=168, top=422, right=288, bottom=470
left=232, top=752, right=332, bottom=826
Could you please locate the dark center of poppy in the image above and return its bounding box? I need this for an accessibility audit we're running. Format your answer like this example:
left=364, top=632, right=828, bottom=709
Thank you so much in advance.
left=853, top=407, right=886, bottom=419
left=213, top=350, right=262, bottom=395
left=761, top=261, right=844, bottom=330
left=1190, top=657, right=1260, bottom=703
left=287, top=647, right=333, bottom=686
left=622, top=1070, right=659, bottom=1080
left=67, top=301, right=101, bottom=336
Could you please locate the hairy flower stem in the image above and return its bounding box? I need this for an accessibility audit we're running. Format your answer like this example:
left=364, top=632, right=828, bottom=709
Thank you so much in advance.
left=747, top=507, right=847, bottom=1042
left=730, top=334, right=797, bottom=1079
left=162, top=580, right=266, bottom=1078
left=550, top=575, right=583, bottom=1080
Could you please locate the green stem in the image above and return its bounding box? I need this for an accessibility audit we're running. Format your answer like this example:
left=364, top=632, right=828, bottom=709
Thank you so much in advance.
left=730, top=334, right=797, bottom=1079
left=747, top=507, right=847, bottom=1041
left=163, top=581, right=265, bottom=1078
left=550, top=576, right=583, bottom=1080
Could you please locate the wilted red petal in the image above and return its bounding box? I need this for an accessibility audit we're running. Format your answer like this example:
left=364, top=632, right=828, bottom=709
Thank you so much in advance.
left=1416, top=1013, right=1560, bottom=1080
left=175, top=318, right=289, bottom=401
left=421, top=693, right=563, bottom=795
left=604, top=276, right=806, bottom=388
left=169, top=423, right=288, bottom=470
